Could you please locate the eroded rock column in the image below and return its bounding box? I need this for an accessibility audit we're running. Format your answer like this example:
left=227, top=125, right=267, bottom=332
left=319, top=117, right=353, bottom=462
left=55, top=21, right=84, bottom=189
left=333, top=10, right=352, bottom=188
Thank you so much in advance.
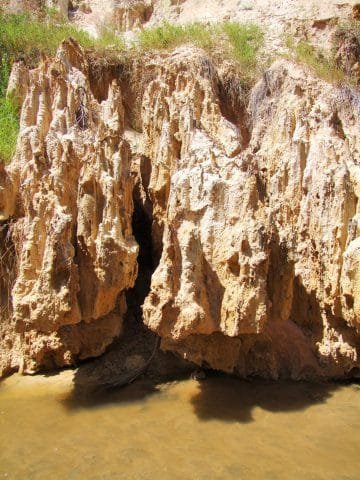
left=141, top=51, right=360, bottom=379
left=0, top=40, right=138, bottom=375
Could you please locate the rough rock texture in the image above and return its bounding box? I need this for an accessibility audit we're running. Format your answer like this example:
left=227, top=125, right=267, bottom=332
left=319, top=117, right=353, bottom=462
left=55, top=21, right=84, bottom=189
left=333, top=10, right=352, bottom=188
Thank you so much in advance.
left=3, top=0, right=44, bottom=12
left=0, top=163, right=16, bottom=222
left=70, top=0, right=360, bottom=51
left=6, top=61, right=30, bottom=109
left=2, top=3, right=360, bottom=380
left=335, top=28, right=360, bottom=83
left=139, top=49, right=360, bottom=380
left=112, top=0, right=153, bottom=32
left=47, top=0, right=70, bottom=17
left=4, top=0, right=360, bottom=51
left=0, top=40, right=138, bottom=375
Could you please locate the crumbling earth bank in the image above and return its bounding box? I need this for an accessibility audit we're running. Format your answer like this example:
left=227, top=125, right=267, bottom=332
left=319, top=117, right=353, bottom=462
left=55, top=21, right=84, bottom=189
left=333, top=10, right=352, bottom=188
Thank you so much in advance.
left=1, top=39, right=360, bottom=379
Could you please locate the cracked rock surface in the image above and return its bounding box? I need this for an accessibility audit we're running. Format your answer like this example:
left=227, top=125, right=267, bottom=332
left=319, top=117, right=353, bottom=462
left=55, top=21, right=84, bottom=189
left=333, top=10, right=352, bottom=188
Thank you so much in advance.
left=1, top=4, right=360, bottom=379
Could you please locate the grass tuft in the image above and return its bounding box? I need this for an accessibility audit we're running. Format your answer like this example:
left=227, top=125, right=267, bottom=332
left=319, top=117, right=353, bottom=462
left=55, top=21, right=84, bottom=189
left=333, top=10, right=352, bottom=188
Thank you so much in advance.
left=285, top=24, right=360, bottom=86
left=0, top=55, right=18, bottom=164
left=221, top=22, right=264, bottom=71
left=95, top=24, right=126, bottom=52
left=0, top=12, right=99, bottom=63
left=0, top=11, right=126, bottom=71
left=137, top=21, right=264, bottom=79
left=138, top=21, right=213, bottom=51
left=0, top=12, right=125, bottom=163
left=291, top=40, right=345, bottom=84
left=0, top=97, right=19, bottom=164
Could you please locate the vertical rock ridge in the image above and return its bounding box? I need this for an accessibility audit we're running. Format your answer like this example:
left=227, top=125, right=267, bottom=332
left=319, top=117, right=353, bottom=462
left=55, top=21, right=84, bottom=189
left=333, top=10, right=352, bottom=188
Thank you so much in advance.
left=142, top=55, right=360, bottom=379
left=1, top=42, right=360, bottom=380
left=0, top=40, right=138, bottom=375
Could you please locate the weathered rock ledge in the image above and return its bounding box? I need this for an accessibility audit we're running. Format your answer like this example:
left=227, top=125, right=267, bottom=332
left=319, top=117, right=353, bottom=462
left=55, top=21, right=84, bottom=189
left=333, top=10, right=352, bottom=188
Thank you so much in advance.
left=1, top=39, right=360, bottom=380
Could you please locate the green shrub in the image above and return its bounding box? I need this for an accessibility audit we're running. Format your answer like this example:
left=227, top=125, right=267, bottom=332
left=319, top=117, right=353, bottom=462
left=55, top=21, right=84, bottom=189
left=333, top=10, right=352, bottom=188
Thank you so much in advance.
left=137, top=21, right=264, bottom=79
left=0, top=12, right=95, bottom=63
left=95, top=24, right=125, bottom=51
left=0, top=12, right=125, bottom=62
left=285, top=34, right=351, bottom=85
left=294, top=40, right=344, bottom=84
left=0, top=56, right=10, bottom=98
left=138, top=21, right=213, bottom=50
left=183, top=22, right=214, bottom=50
left=0, top=97, right=19, bottom=164
left=221, top=22, right=264, bottom=71
left=138, top=21, right=263, bottom=60
left=0, top=56, right=18, bottom=164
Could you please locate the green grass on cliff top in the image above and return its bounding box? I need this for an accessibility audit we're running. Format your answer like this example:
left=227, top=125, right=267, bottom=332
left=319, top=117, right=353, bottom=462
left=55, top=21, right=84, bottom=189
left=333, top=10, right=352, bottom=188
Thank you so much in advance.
left=0, top=57, right=18, bottom=165
left=137, top=21, right=264, bottom=72
left=0, top=11, right=124, bottom=61
left=0, top=11, right=125, bottom=163
left=285, top=20, right=360, bottom=86
left=0, top=12, right=264, bottom=163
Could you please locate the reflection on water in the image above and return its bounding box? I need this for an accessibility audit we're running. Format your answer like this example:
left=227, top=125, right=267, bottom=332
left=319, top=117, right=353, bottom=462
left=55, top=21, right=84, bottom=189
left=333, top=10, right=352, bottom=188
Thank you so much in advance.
left=0, top=372, right=359, bottom=480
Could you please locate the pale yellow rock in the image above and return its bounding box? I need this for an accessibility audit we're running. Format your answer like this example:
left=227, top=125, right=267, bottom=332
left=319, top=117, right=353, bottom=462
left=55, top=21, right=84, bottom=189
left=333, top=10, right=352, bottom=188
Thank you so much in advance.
left=112, top=0, right=153, bottom=32
left=6, top=61, right=29, bottom=110
left=142, top=53, right=360, bottom=379
left=0, top=163, right=16, bottom=221
left=46, top=0, right=69, bottom=18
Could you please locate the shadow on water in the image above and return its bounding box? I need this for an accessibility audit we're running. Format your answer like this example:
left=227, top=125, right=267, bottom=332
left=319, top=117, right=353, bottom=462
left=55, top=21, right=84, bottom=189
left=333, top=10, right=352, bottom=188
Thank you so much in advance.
left=61, top=379, right=161, bottom=411
left=190, top=375, right=340, bottom=424
left=61, top=368, right=342, bottom=424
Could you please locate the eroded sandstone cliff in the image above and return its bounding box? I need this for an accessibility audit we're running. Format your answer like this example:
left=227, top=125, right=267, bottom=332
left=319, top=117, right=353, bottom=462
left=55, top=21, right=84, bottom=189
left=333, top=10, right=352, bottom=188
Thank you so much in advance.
left=0, top=40, right=138, bottom=375
left=142, top=55, right=360, bottom=379
left=1, top=4, right=360, bottom=379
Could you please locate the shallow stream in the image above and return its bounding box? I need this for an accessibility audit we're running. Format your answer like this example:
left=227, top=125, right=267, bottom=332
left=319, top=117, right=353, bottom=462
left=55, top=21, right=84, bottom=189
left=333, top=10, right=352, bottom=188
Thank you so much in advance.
left=0, top=372, right=359, bottom=479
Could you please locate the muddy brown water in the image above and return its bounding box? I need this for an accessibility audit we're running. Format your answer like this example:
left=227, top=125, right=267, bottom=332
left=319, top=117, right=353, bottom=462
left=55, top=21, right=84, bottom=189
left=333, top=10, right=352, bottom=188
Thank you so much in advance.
left=0, top=372, right=359, bottom=480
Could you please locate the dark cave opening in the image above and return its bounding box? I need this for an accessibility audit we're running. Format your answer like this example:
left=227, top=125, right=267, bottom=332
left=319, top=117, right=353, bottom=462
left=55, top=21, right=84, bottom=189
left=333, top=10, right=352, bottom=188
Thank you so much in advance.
left=69, top=158, right=194, bottom=390
left=126, top=187, right=156, bottom=325
left=126, top=153, right=159, bottom=324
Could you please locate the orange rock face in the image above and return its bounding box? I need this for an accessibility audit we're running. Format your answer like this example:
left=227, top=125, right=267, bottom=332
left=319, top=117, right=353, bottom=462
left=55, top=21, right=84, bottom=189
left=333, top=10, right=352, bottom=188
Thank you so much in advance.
left=0, top=40, right=138, bottom=375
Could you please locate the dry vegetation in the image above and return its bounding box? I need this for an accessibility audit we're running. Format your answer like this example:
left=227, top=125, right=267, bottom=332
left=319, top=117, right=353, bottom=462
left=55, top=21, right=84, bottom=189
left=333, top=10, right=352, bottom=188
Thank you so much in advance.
left=1, top=6, right=359, bottom=164
left=0, top=221, right=19, bottom=323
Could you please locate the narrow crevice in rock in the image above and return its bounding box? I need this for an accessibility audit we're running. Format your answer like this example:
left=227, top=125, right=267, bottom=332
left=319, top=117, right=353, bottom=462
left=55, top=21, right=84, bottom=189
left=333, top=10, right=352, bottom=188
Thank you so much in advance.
left=0, top=221, right=16, bottom=318
left=88, top=57, right=128, bottom=103
left=217, top=73, right=252, bottom=149
left=126, top=185, right=156, bottom=331
left=70, top=161, right=193, bottom=390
